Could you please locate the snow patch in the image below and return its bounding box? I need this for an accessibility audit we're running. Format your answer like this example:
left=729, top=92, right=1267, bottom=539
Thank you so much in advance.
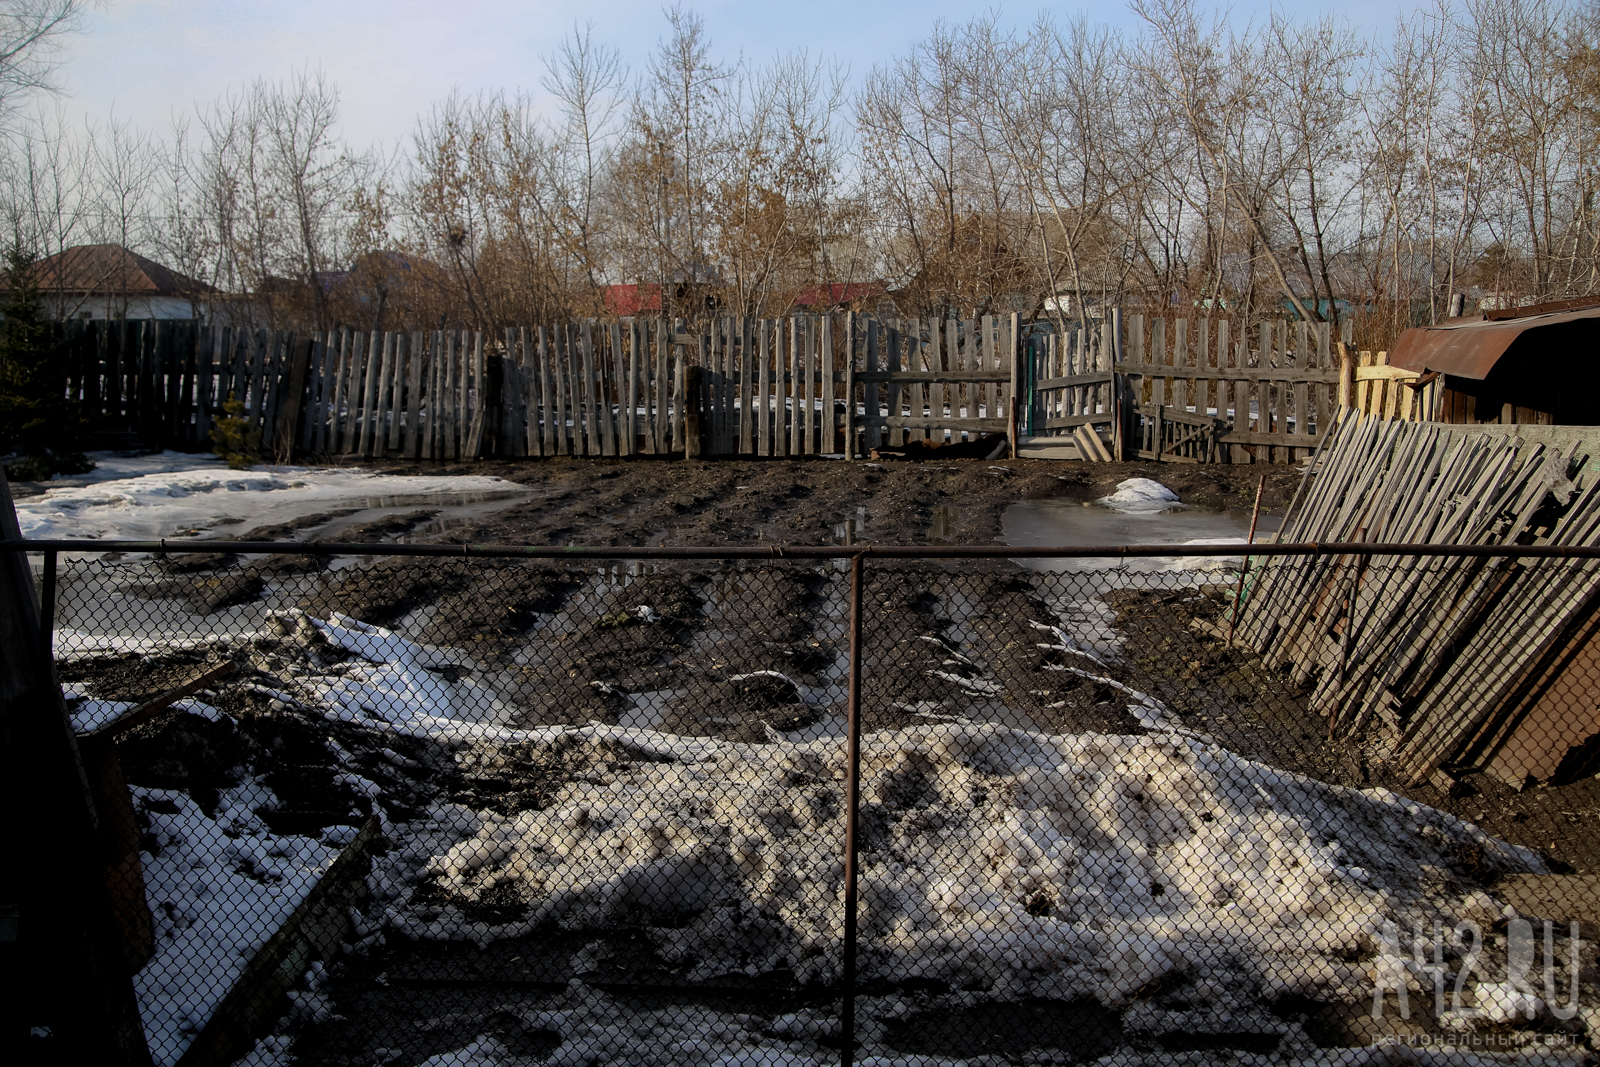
left=1097, top=478, right=1180, bottom=514
left=132, top=784, right=342, bottom=1066
left=13, top=451, right=523, bottom=541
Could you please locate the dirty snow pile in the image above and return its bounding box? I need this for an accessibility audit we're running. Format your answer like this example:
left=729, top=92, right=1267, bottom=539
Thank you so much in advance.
left=381, top=719, right=1543, bottom=1012
left=12, top=449, right=522, bottom=541
left=1098, top=477, right=1181, bottom=513
left=129, top=780, right=342, bottom=1066
left=289, top=612, right=524, bottom=740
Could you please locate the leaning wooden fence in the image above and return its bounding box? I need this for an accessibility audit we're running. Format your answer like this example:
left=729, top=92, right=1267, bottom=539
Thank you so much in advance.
left=51, top=312, right=1433, bottom=464
left=1234, top=415, right=1600, bottom=786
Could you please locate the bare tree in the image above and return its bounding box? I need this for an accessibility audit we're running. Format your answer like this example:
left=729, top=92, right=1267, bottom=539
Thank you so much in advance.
left=0, top=0, right=91, bottom=128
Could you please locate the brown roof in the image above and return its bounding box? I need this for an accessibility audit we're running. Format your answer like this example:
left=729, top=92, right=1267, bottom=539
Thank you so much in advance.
left=28, top=244, right=214, bottom=297
left=1389, top=300, right=1600, bottom=379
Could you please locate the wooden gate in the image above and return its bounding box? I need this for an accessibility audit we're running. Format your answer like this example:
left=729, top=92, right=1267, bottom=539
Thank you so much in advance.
left=1117, top=314, right=1341, bottom=464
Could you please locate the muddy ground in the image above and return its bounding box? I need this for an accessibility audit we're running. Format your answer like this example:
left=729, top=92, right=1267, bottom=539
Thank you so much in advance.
left=337, top=455, right=1305, bottom=547
left=283, top=452, right=1600, bottom=877
left=53, top=454, right=1600, bottom=1064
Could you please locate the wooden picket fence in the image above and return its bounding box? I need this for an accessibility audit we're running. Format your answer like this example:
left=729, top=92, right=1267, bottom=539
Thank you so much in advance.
left=50, top=312, right=1404, bottom=464
left=1113, top=314, right=1342, bottom=464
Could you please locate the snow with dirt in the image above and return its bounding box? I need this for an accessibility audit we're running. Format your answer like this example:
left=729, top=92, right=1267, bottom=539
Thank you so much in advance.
left=387, top=719, right=1541, bottom=1008
left=263, top=614, right=1549, bottom=1013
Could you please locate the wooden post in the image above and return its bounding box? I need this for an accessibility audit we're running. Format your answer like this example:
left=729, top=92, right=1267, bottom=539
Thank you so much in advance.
left=757, top=319, right=771, bottom=457
left=275, top=335, right=313, bottom=461
left=843, top=312, right=855, bottom=458
left=672, top=334, right=687, bottom=455
left=2, top=472, right=153, bottom=1065
left=697, top=328, right=712, bottom=456
left=1337, top=341, right=1355, bottom=411
left=1009, top=312, right=1022, bottom=459
left=822, top=314, right=837, bottom=454
left=630, top=319, right=643, bottom=457
left=887, top=320, right=903, bottom=448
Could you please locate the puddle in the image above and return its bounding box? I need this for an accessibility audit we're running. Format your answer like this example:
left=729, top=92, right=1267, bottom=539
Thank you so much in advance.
left=834, top=506, right=869, bottom=545
left=1001, top=498, right=1280, bottom=573
left=928, top=505, right=961, bottom=543
left=305, top=490, right=537, bottom=543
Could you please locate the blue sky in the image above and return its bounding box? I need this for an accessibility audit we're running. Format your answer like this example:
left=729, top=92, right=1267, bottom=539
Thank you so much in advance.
left=52, top=0, right=1415, bottom=149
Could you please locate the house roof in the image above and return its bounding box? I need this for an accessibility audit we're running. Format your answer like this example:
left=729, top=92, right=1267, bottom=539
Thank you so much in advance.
left=1389, top=298, right=1600, bottom=380
left=790, top=282, right=887, bottom=309
left=28, top=244, right=215, bottom=297
left=603, top=284, right=663, bottom=317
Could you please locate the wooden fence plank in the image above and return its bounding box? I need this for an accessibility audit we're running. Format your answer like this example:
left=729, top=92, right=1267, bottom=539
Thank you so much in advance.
left=649, top=319, right=664, bottom=454
left=672, top=333, right=686, bottom=454
left=550, top=325, right=568, bottom=456
left=630, top=316, right=643, bottom=454
left=821, top=314, right=836, bottom=453
left=386, top=332, right=406, bottom=454
left=328, top=330, right=351, bottom=454
left=610, top=322, right=628, bottom=457
left=403, top=331, right=424, bottom=459
left=738, top=317, right=754, bottom=456
left=467, top=332, right=487, bottom=459
left=357, top=330, right=381, bottom=457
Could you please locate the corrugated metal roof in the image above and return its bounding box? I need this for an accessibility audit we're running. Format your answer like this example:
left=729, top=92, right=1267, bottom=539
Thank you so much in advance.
left=1389, top=301, right=1600, bottom=379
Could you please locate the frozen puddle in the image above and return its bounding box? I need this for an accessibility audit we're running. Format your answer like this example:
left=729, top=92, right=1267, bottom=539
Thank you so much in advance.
left=1002, top=481, right=1281, bottom=574
left=1004, top=502, right=1280, bottom=575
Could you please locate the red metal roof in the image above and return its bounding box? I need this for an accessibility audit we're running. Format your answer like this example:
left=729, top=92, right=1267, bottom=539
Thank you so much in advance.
left=790, top=282, right=887, bottom=309
left=603, top=284, right=662, bottom=316
left=1389, top=301, right=1600, bottom=379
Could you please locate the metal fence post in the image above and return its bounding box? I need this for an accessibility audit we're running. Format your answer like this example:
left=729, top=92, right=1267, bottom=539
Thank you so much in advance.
left=40, top=548, right=57, bottom=656
left=841, top=552, right=864, bottom=1067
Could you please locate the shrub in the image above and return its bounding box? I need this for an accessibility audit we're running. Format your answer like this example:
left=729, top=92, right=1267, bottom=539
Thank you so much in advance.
left=210, top=392, right=259, bottom=470
left=0, top=243, right=93, bottom=481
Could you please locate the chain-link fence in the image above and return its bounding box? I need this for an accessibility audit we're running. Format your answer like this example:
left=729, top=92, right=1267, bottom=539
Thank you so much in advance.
left=14, top=540, right=1600, bottom=1066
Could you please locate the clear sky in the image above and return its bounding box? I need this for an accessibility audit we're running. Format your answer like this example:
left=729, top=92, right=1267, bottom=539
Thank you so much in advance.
left=48, top=0, right=1417, bottom=150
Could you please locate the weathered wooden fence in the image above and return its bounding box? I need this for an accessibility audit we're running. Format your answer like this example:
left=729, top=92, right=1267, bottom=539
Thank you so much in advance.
left=51, top=312, right=1411, bottom=464
left=1110, top=314, right=1343, bottom=464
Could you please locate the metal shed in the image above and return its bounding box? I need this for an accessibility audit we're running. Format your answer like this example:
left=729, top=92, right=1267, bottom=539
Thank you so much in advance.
left=1389, top=297, right=1600, bottom=425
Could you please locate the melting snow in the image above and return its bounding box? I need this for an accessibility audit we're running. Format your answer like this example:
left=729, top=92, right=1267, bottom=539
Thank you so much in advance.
left=13, top=449, right=523, bottom=541
left=1097, top=478, right=1181, bottom=514
left=384, top=718, right=1542, bottom=1012
left=132, top=783, right=340, bottom=1066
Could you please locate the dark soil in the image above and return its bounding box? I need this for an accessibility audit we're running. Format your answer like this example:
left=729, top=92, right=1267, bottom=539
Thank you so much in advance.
left=60, top=642, right=450, bottom=821
left=323, top=455, right=1303, bottom=548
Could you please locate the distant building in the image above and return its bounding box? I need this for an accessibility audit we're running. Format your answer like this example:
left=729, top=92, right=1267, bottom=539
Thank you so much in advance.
left=603, top=284, right=664, bottom=317
left=790, top=282, right=892, bottom=314
left=24, top=243, right=215, bottom=320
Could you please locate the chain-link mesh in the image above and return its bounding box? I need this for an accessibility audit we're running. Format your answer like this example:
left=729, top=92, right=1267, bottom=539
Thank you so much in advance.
left=29, top=546, right=1600, bottom=1064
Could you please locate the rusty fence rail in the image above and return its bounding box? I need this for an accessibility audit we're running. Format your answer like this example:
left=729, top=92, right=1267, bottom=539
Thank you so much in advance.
left=9, top=538, right=1600, bottom=1066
